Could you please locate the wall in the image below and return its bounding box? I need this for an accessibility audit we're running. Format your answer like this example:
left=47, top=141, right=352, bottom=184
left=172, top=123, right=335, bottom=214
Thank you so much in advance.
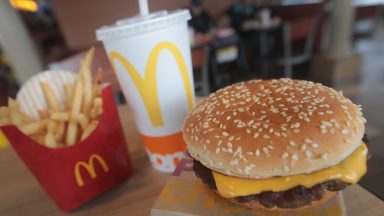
left=51, top=0, right=239, bottom=50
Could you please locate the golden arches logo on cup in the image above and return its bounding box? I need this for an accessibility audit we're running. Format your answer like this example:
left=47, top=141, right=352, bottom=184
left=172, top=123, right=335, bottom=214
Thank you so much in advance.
left=74, top=154, right=109, bottom=187
left=109, top=41, right=194, bottom=172
left=110, top=42, right=193, bottom=127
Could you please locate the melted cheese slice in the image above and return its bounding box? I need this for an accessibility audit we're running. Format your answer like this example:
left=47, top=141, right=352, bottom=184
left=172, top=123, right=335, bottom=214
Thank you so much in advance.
left=212, top=143, right=367, bottom=198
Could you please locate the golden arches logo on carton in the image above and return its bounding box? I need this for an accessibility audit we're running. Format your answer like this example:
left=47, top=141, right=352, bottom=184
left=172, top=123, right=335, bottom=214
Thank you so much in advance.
left=74, top=154, right=109, bottom=187
left=109, top=41, right=194, bottom=127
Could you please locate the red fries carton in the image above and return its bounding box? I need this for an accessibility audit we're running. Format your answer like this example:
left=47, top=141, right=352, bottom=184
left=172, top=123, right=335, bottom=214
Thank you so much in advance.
left=0, top=85, right=133, bottom=212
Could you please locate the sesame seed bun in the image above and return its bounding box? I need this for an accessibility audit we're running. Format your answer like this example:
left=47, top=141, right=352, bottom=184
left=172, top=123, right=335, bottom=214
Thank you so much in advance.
left=183, top=79, right=365, bottom=179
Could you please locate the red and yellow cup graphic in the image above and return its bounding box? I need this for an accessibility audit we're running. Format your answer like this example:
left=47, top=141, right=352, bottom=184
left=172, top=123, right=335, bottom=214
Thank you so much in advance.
left=97, top=10, right=194, bottom=172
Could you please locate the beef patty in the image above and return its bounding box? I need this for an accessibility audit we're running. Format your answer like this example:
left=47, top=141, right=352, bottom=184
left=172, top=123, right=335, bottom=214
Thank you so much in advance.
left=192, top=159, right=348, bottom=208
left=191, top=135, right=370, bottom=209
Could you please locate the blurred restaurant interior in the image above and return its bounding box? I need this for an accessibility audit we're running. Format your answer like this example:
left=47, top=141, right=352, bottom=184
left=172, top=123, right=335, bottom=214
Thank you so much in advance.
left=1, top=0, right=384, bottom=210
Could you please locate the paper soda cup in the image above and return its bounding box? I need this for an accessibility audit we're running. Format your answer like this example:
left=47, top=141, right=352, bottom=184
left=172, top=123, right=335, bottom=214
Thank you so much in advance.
left=96, top=10, right=194, bottom=172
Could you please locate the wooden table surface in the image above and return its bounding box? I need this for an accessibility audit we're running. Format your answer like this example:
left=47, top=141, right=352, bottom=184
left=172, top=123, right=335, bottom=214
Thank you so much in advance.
left=1, top=105, right=384, bottom=216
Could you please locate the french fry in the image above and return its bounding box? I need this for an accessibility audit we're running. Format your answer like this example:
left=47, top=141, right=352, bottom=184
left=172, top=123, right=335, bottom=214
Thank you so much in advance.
left=19, top=120, right=46, bottom=136
left=8, top=98, right=18, bottom=109
left=92, top=84, right=100, bottom=98
left=81, top=47, right=95, bottom=115
left=96, top=68, right=103, bottom=84
left=89, top=97, right=103, bottom=119
left=40, top=82, right=61, bottom=112
left=66, top=81, right=83, bottom=145
left=0, top=116, right=10, bottom=125
left=92, top=68, right=103, bottom=97
left=3, top=47, right=104, bottom=148
left=93, top=97, right=102, bottom=108
left=21, top=112, right=33, bottom=122
left=38, top=109, right=49, bottom=119
left=75, top=113, right=89, bottom=130
left=64, top=83, right=74, bottom=109
left=81, top=61, right=93, bottom=115
left=89, top=107, right=103, bottom=120
left=83, top=47, right=95, bottom=68
left=0, top=107, right=9, bottom=117
left=44, top=132, right=57, bottom=148
left=8, top=98, right=23, bottom=126
left=80, top=121, right=98, bottom=141
left=55, top=121, right=65, bottom=142
left=50, top=112, right=70, bottom=121
left=46, top=120, right=57, bottom=134
left=30, top=134, right=45, bottom=144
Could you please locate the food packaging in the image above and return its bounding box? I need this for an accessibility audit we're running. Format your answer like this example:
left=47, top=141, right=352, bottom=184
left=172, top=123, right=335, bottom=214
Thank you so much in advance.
left=0, top=71, right=133, bottom=212
left=151, top=154, right=347, bottom=216
left=96, top=9, right=194, bottom=173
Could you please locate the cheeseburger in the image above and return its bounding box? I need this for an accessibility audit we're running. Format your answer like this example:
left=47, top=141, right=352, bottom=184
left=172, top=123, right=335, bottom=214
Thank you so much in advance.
left=182, top=79, right=367, bottom=210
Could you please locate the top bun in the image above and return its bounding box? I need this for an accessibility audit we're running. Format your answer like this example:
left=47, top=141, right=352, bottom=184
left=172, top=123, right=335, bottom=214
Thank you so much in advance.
left=183, top=79, right=365, bottom=179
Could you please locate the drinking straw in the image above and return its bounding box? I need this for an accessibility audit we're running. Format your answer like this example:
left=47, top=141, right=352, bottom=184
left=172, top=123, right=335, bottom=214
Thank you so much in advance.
left=139, top=0, right=149, bottom=15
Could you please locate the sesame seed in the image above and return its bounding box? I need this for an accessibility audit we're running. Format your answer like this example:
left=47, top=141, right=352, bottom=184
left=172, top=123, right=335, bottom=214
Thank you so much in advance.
left=342, top=128, right=349, bottom=134
left=216, top=148, right=221, bottom=154
left=246, top=151, right=254, bottom=155
left=246, top=129, right=251, bottom=134
left=263, top=134, right=270, bottom=139
left=301, top=144, right=307, bottom=151
left=322, top=153, right=329, bottom=160
left=255, top=149, right=260, bottom=156
left=292, top=154, right=298, bottom=161
left=305, top=150, right=312, bottom=158
left=304, top=138, right=313, bottom=143
left=311, top=143, right=319, bottom=148
left=284, top=166, right=290, bottom=172
left=222, top=132, right=229, bottom=136
left=229, top=136, right=234, bottom=141
left=289, top=140, right=296, bottom=147
left=281, top=152, right=289, bottom=159
left=263, top=147, right=269, bottom=155
left=326, top=110, right=334, bottom=114
left=253, top=133, right=259, bottom=138
left=227, top=143, right=232, bottom=148
left=274, top=131, right=281, bottom=137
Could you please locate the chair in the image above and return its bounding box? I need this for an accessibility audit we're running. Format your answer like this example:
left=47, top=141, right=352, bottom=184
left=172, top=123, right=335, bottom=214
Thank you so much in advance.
left=192, top=45, right=210, bottom=96
left=353, top=5, right=381, bottom=41
left=275, top=16, right=319, bottom=78
left=209, top=30, right=249, bottom=90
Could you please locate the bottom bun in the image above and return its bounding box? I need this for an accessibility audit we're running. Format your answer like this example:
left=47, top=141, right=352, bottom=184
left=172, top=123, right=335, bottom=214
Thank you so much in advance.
left=225, top=191, right=337, bottom=211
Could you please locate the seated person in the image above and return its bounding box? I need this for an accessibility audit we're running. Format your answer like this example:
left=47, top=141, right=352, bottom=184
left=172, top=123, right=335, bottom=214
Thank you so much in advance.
left=225, top=0, right=257, bottom=35
left=188, top=0, right=212, bottom=34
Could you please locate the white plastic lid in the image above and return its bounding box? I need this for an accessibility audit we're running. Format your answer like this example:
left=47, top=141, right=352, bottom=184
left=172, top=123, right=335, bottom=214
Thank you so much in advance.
left=96, top=9, right=191, bottom=41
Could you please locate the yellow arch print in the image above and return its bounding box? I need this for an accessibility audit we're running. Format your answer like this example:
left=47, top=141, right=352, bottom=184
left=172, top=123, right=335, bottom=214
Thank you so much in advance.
left=74, top=154, right=109, bottom=187
left=109, top=41, right=193, bottom=127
